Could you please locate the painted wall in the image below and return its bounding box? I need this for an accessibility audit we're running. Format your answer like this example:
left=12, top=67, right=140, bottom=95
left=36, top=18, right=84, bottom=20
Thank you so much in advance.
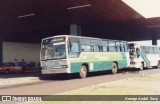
left=3, top=42, right=40, bottom=66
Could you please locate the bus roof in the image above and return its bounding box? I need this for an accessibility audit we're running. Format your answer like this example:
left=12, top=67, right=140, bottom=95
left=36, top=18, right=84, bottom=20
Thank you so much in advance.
left=128, top=42, right=160, bottom=47
left=42, top=35, right=127, bottom=42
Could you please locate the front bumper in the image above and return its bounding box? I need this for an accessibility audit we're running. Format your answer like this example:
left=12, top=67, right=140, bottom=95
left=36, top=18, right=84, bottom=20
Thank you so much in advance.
left=41, top=68, right=68, bottom=74
left=128, top=63, right=141, bottom=69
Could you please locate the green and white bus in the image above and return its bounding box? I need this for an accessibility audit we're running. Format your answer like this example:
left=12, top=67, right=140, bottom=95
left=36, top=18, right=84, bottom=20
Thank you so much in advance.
left=40, top=35, right=130, bottom=78
left=128, top=43, right=160, bottom=70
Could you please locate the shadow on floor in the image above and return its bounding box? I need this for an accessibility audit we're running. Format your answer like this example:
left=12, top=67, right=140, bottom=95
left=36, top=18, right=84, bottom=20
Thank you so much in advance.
left=38, top=68, right=156, bottom=81
left=0, top=70, right=41, bottom=79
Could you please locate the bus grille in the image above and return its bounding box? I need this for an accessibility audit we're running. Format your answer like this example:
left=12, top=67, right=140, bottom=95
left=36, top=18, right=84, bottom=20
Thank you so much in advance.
left=41, top=49, right=45, bottom=60
left=41, top=60, right=61, bottom=69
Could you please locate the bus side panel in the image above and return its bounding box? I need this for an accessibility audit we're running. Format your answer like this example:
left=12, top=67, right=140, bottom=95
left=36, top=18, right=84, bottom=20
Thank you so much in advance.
left=118, top=53, right=128, bottom=69
left=70, top=62, right=83, bottom=73
left=70, top=60, right=127, bottom=73
left=117, top=60, right=128, bottom=69
left=91, top=60, right=127, bottom=71
left=69, top=52, right=128, bottom=73
left=141, top=53, right=159, bottom=67
left=93, top=61, right=112, bottom=71
left=125, top=52, right=130, bottom=67
left=70, top=61, right=113, bottom=73
left=141, top=53, right=150, bottom=67
left=146, top=54, right=160, bottom=66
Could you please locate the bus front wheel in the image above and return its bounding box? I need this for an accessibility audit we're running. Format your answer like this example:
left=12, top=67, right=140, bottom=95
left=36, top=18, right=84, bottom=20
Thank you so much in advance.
left=112, top=63, right=118, bottom=74
left=79, top=65, right=87, bottom=78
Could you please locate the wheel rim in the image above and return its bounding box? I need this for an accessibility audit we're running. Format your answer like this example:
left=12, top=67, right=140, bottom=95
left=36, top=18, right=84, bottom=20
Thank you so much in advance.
left=80, top=67, right=87, bottom=78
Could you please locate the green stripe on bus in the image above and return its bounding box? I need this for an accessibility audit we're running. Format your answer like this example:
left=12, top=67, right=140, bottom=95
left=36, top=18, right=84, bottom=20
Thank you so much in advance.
left=70, top=60, right=127, bottom=73
left=144, top=54, right=150, bottom=67
left=70, top=53, right=127, bottom=62
left=141, top=53, right=150, bottom=67
left=69, top=53, right=127, bottom=73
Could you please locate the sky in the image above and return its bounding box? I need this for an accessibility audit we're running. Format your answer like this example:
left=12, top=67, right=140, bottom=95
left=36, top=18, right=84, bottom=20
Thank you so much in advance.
left=122, top=0, right=160, bottom=45
left=122, top=0, right=160, bottom=18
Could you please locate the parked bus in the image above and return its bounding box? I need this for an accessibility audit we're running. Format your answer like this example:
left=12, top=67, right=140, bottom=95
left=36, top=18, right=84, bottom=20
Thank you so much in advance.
left=40, top=35, right=130, bottom=78
left=128, top=43, right=160, bottom=70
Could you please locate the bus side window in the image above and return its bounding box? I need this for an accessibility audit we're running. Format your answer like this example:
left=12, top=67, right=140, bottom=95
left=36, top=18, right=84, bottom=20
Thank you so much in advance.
left=81, top=45, right=91, bottom=52
left=94, top=46, right=99, bottom=52
left=116, top=46, right=121, bottom=52
left=91, top=39, right=100, bottom=52
left=102, top=40, right=108, bottom=52
left=99, top=40, right=103, bottom=52
left=124, top=42, right=128, bottom=52
left=108, top=41, right=116, bottom=52
left=156, top=47, right=159, bottom=54
left=91, top=46, right=94, bottom=52
left=80, top=38, right=91, bottom=52
left=81, top=45, right=85, bottom=52
left=103, top=46, right=107, bottom=52
left=69, top=41, right=80, bottom=58
left=120, top=42, right=125, bottom=52
left=116, top=42, right=120, bottom=52
left=86, top=46, right=91, bottom=52
left=107, top=46, right=109, bottom=51
left=99, top=46, right=103, bottom=52
left=70, top=42, right=79, bottom=52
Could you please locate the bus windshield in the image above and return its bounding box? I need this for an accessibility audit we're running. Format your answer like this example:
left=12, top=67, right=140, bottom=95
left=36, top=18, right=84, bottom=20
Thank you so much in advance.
left=53, top=42, right=66, bottom=59
left=41, top=37, right=66, bottom=60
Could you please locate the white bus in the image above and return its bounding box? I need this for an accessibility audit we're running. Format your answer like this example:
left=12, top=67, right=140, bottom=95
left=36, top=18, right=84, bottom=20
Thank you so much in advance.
left=40, top=35, right=130, bottom=78
left=128, top=43, right=160, bottom=70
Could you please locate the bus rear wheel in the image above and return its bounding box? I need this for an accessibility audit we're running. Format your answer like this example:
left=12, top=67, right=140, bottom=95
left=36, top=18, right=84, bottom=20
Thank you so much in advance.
left=112, top=63, right=118, bottom=74
left=79, top=65, right=87, bottom=78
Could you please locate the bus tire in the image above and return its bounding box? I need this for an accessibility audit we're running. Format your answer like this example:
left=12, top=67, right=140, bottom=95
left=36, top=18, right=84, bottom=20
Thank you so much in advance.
left=79, top=65, right=87, bottom=78
left=140, top=62, right=144, bottom=71
left=112, top=63, right=118, bottom=74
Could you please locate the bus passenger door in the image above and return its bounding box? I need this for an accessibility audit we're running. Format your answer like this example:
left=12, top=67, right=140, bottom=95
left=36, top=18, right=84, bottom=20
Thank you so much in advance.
left=135, top=47, right=145, bottom=68
left=136, top=48, right=140, bottom=58
left=68, top=38, right=80, bottom=58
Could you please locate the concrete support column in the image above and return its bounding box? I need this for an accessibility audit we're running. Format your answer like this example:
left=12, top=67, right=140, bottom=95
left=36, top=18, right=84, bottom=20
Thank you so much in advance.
left=0, top=35, right=2, bottom=66
left=70, top=24, right=81, bottom=36
left=152, top=34, right=157, bottom=45
left=0, top=0, right=12, bottom=66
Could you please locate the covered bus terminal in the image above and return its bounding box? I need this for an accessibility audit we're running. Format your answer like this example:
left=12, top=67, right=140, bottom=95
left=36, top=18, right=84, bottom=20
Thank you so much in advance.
left=1, top=0, right=160, bottom=67
left=0, top=0, right=160, bottom=98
